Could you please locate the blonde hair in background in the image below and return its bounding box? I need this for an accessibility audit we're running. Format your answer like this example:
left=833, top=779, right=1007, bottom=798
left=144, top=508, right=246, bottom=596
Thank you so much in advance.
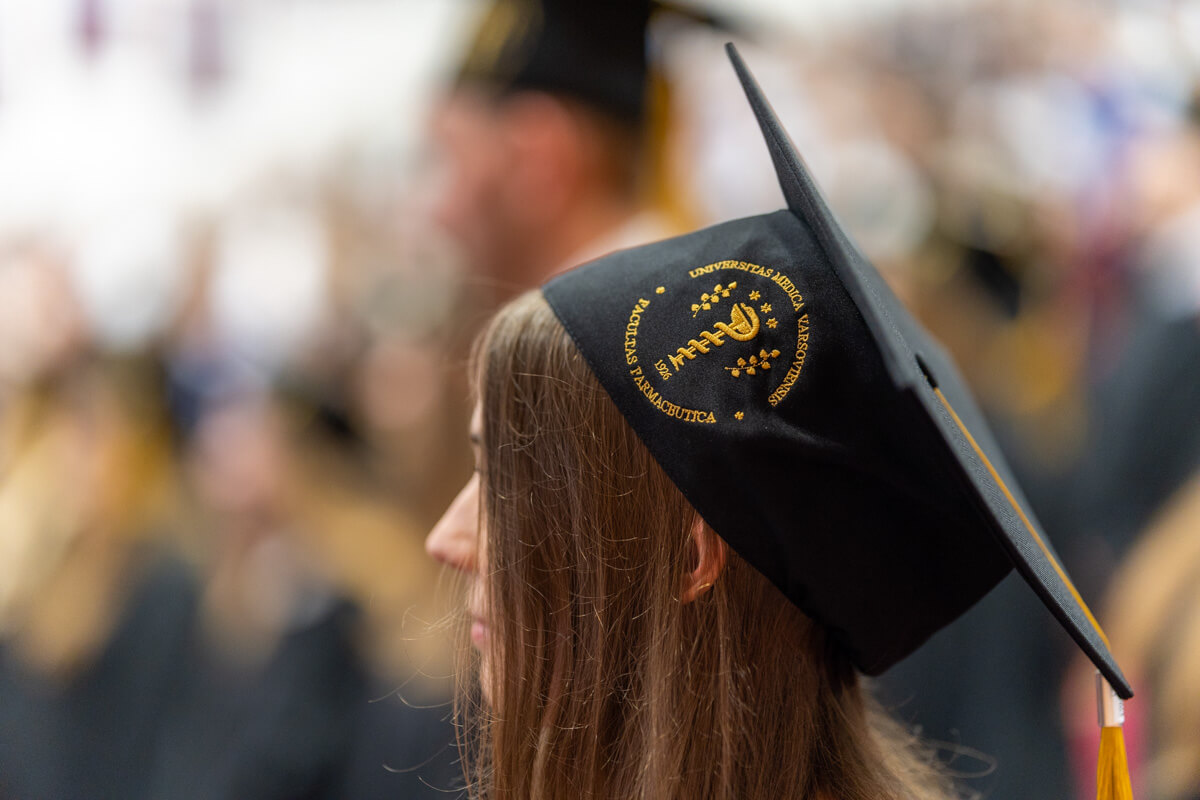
left=460, top=290, right=957, bottom=800
left=1103, top=475, right=1200, bottom=800
left=0, top=359, right=179, bottom=677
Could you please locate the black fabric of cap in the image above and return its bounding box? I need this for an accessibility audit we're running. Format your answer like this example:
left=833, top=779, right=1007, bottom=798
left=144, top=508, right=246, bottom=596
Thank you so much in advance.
left=457, top=0, right=652, bottom=122
left=541, top=44, right=1132, bottom=698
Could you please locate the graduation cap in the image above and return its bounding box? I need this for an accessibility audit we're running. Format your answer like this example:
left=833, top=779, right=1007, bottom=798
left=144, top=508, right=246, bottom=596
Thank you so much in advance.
left=542, top=45, right=1134, bottom=797
left=456, top=0, right=735, bottom=123
left=456, top=0, right=651, bottom=122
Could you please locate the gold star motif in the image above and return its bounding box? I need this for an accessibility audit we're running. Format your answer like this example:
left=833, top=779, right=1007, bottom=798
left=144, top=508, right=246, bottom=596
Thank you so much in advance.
left=760, top=302, right=772, bottom=313
left=655, top=286, right=665, bottom=294
left=734, top=411, right=744, bottom=420
left=748, top=290, right=761, bottom=301
left=767, top=318, right=778, bottom=329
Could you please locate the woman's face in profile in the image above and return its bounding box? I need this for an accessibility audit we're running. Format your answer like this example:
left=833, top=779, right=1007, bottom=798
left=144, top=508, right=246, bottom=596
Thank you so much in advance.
left=425, top=405, right=492, bottom=694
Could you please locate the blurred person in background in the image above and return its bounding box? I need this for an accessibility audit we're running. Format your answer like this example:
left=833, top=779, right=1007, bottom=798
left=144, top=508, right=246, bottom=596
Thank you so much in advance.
left=1059, top=94, right=1200, bottom=800
left=863, top=8, right=1111, bottom=796
left=428, top=0, right=682, bottom=303
left=326, top=180, right=479, bottom=530
left=138, top=377, right=459, bottom=800
left=154, top=198, right=462, bottom=797
left=365, top=0, right=680, bottom=530
left=1066, top=106, right=1200, bottom=574
left=412, top=0, right=731, bottom=522
left=143, top=386, right=367, bottom=800
left=1067, top=472, right=1200, bottom=800
left=0, top=352, right=195, bottom=800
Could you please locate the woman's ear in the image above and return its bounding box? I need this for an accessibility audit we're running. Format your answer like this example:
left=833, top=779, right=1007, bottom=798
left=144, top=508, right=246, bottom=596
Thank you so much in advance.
left=681, top=515, right=728, bottom=604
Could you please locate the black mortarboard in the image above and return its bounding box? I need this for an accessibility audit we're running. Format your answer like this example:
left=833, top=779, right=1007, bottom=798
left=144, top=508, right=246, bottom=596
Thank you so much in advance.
left=457, top=0, right=653, bottom=122
left=541, top=45, right=1132, bottom=704
left=456, top=0, right=737, bottom=124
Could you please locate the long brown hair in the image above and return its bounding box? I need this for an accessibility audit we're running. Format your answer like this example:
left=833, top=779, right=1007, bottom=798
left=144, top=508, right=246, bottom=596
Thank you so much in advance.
left=467, top=290, right=956, bottom=800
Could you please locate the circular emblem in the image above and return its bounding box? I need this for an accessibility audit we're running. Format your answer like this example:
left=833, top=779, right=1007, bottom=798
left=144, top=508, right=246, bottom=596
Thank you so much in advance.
left=622, top=260, right=812, bottom=424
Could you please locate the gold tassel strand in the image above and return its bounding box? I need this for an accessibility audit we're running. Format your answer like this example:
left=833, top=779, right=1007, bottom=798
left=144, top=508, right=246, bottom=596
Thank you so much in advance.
left=1096, top=673, right=1134, bottom=800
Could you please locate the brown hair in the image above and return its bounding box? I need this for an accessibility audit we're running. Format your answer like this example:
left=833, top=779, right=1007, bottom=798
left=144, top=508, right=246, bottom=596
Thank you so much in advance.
left=466, top=290, right=957, bottom=800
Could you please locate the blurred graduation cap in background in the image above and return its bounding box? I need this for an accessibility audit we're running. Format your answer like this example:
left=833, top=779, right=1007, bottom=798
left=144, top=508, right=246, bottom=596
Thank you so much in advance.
left=455, top=0, right=738, bottom=124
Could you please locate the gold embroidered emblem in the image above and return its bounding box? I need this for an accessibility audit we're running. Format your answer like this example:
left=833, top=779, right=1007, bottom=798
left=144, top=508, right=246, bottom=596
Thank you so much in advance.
left=621, top=260, right=812, bottom=423
left=667, top=302, right=760, bottom=373
left=690, top=281, right=737, bottom=317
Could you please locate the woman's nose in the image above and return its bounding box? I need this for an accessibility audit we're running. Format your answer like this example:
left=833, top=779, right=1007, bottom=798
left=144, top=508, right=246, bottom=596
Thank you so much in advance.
left=425, top=474, right=481, bottom=573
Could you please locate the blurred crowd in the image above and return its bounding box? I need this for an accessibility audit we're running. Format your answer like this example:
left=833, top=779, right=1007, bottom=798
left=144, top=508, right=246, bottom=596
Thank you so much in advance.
left=1, top=0, right=1199, bottom=798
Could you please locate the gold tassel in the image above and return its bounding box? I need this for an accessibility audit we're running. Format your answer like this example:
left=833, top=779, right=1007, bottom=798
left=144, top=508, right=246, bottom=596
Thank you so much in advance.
left=1096, top=674, right=1134, bottom=800
left=1097, top=727, right=1133, bottom=800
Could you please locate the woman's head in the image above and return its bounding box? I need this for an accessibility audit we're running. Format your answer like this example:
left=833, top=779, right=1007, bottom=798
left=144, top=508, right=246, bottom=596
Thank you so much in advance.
left=427, top=291, right=953, bottom=800
left=426, top=290, right=730, bottom=705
